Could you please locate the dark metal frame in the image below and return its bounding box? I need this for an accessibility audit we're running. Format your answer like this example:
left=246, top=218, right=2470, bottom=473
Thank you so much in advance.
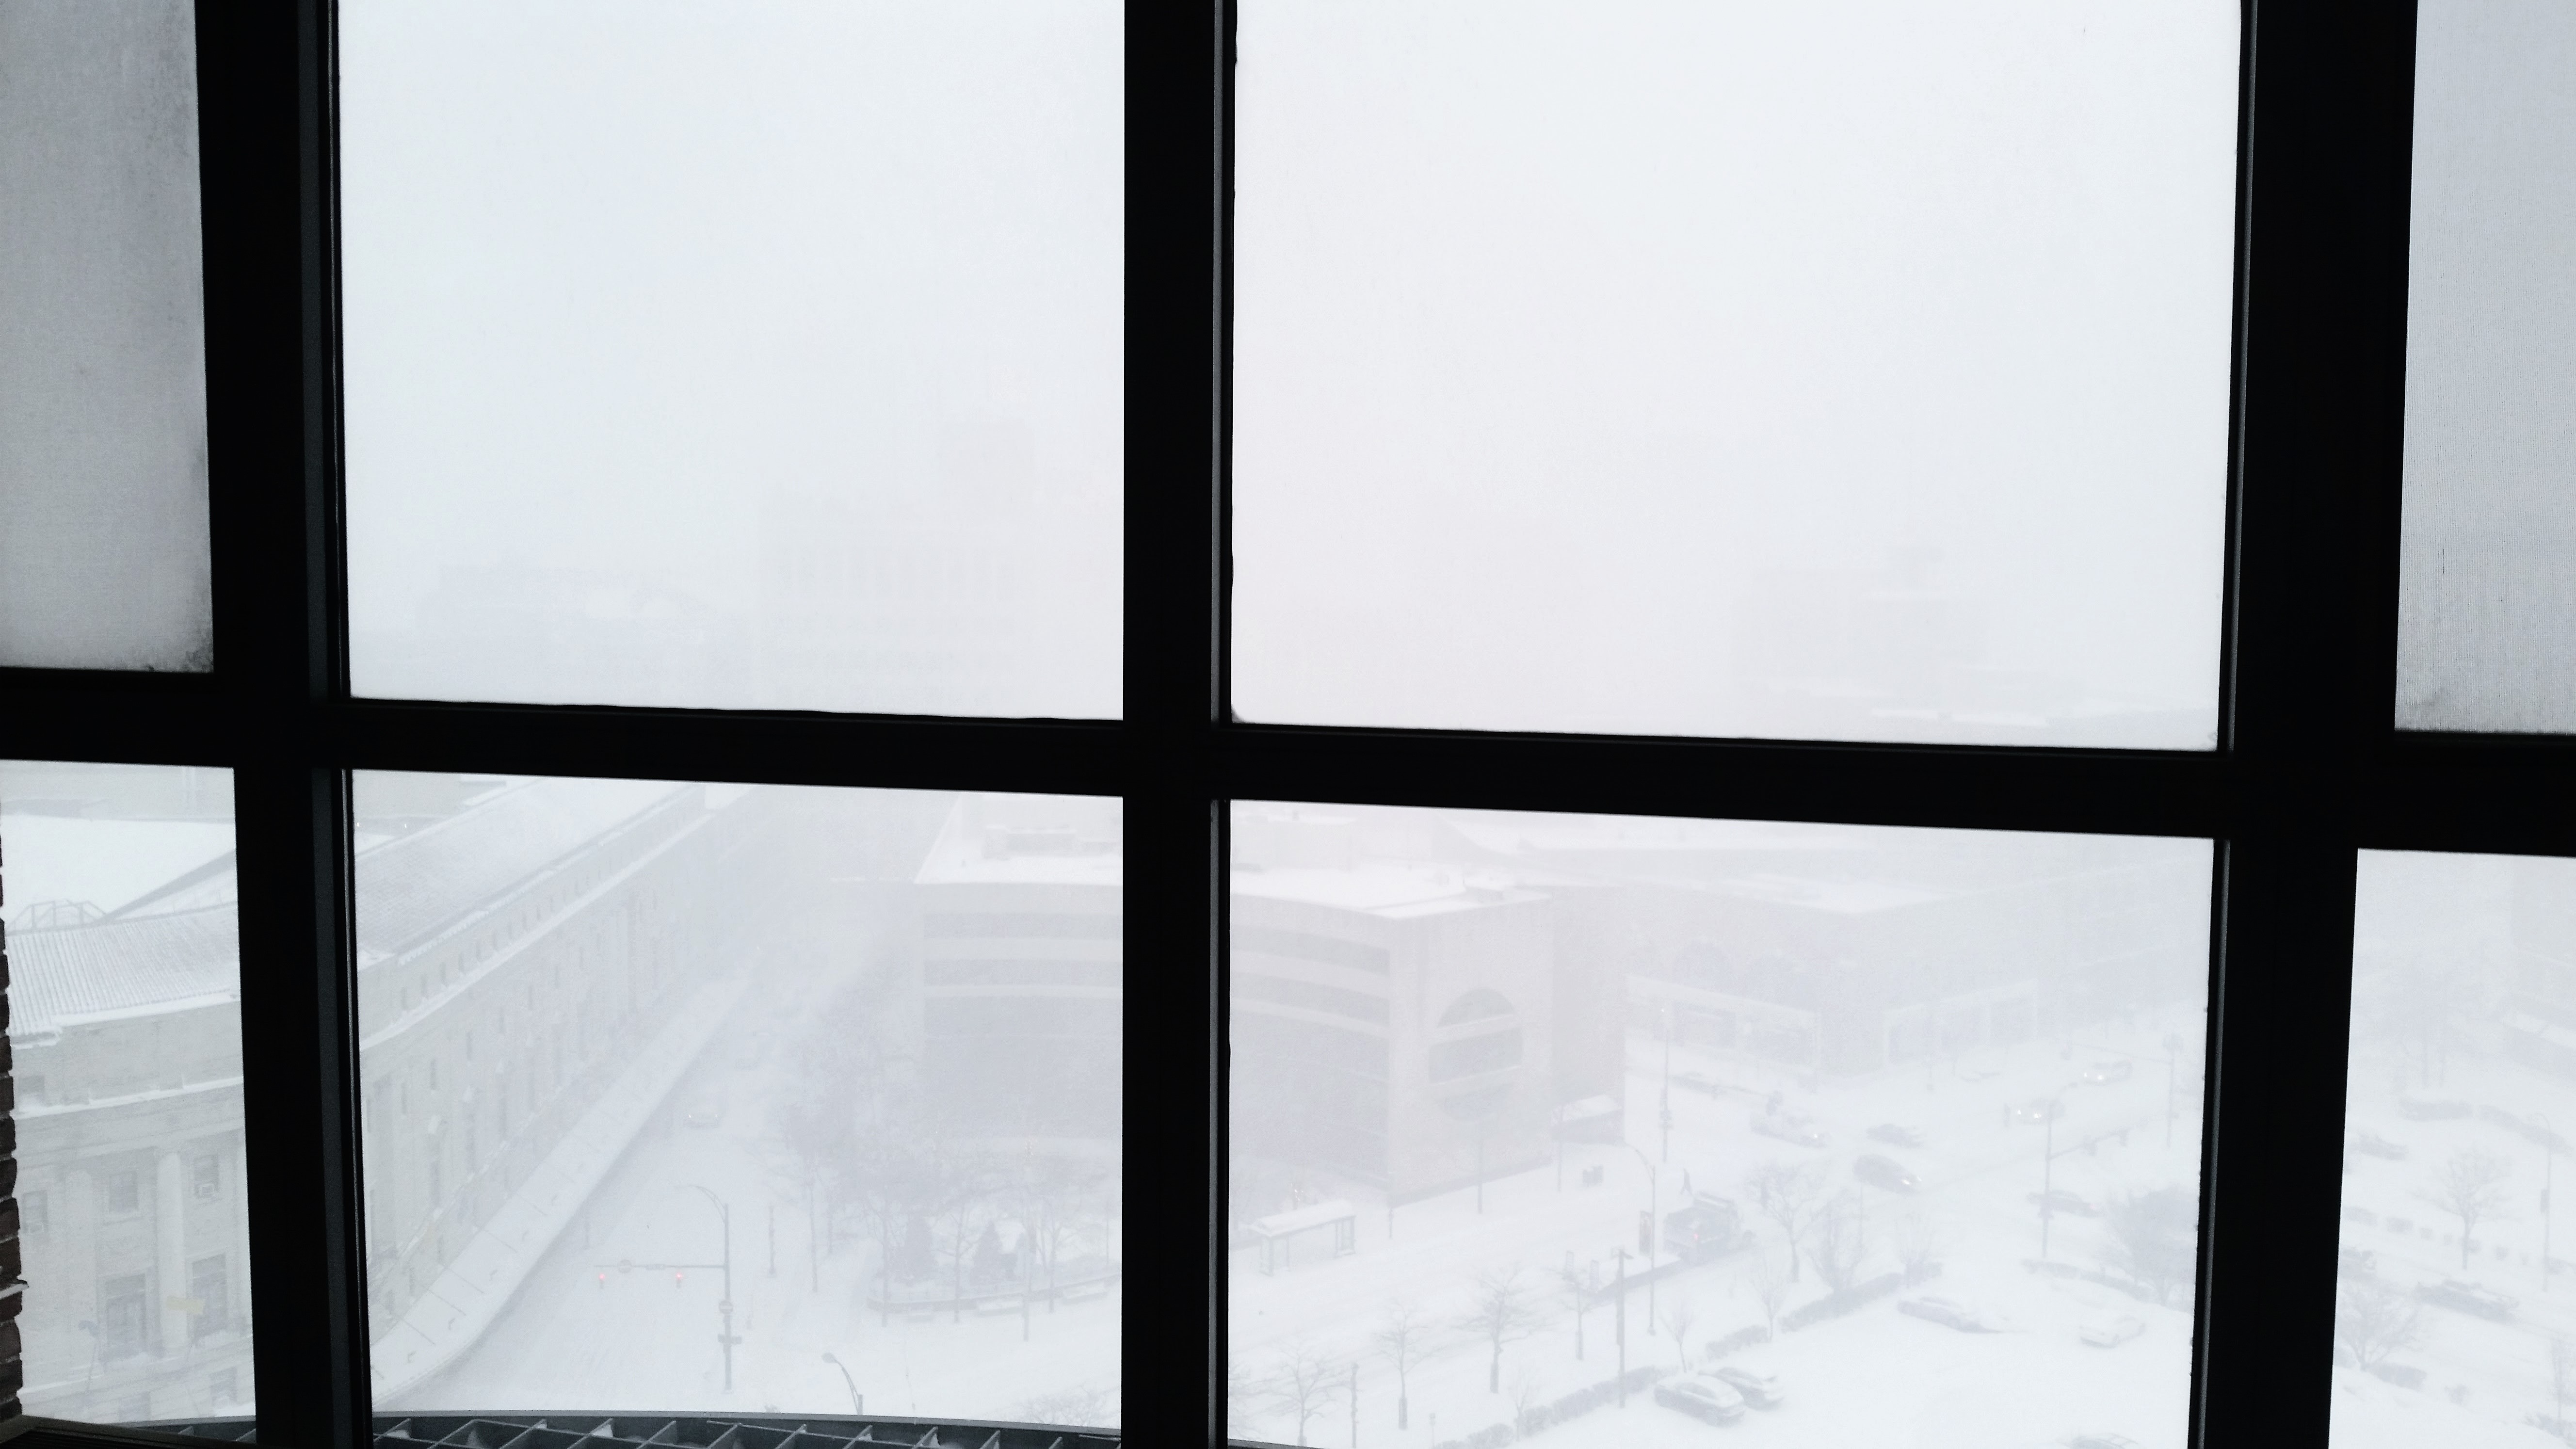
left=4, top=1, right=2571, bottom=1446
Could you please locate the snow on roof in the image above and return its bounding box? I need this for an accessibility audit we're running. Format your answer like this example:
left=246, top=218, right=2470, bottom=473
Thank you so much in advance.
left=1445, top=814, right=1857, bottom=858
left=354, top=777, right=693, bottom=956
left=4, top=777, right=693, bottom=1034
left=916, top=795, right=1122, bottom=887
left=1230, top=861, right=1537, bottom=918
left=1706, top=872, right=1949, bottom=914
left=6, top=905, right=241, bottom=1037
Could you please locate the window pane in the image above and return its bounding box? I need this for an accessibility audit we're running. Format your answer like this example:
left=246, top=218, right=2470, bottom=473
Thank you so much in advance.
left=0, top=1, right=213, bottom=672
left=339, top=2, right=1123, bottom=718
left=2396, top=0, right=2576, bottom=733
left=1227, top=805, right=2212, bottom=1446
left=354, top=776, right=1121, bottom=1428
left=2333, top=851, right=2576, bottom=1445
left=2, top=762, right=250, bottom=1421
left=1232, top=1, right=2237, bottom=747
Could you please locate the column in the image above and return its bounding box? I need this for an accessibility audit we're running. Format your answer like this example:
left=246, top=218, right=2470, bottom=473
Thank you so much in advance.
left=155, top=1149, right=187, bottom=1355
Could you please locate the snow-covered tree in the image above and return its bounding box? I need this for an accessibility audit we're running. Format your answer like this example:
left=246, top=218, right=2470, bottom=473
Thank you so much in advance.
left=1458, top=1268, right=1540, bottom=1393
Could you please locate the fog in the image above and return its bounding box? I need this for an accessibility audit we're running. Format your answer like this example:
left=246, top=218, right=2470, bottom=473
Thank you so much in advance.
left=1232, top=0, right=2238, bottom=747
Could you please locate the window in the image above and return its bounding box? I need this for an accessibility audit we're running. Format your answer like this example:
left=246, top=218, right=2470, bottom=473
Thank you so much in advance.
left=0, top=5, right=2541, bottom=1449
left=194, top=1155, right=220, bottom=1201
left=22, top=1192, right=46, bottom=1236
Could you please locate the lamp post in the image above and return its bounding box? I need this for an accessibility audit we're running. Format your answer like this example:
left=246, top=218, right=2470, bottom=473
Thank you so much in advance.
left=821, top=1352, right=863, bottom=1415
left=1659, top=1003, right=1675, bottom=1165
left=685, top=1184, right=738, bottom=1391
left=1628, top=1144, right=1658, bottom=1334
left=1613, top=1248, right=1629, bottom=1408
left=2541, top=1112, right=2558, bottom=1291
left=2037, top=1083, right=2078, bottom=1262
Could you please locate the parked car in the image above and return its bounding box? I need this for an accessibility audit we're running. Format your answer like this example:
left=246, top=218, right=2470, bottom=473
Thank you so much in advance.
left=681, top=1095, right=726, bottom=1128
left=1674, top=1070, right=1730, bottom=1098
left=2079, top=1060, right=2134, bottom=1085
left=1752, top=1112, right=1829, bottom=1147
left=2028, top=1189, right=2099, bottom=1218
left=2009, top=1097, right=2066, bottom=1125
left=2351, top=1128, right=2409, bottom=1159
left=1868, top=1123, right=1925, bottom=1148
left=1709, top=1366, right=1784, bottom=1408
left=1652, top=1373, right=1749, bottom=1424
left=2079, top=1316, right=2147, bottom=1347
left=2397, top=1096, right=2474, bottom=1121
left=1897, top=1296, right=1996, bottom=1332
left=2418, top=1279, right=2517, bottom=1320
left=1853, top=1154, right=1919, bottom=1192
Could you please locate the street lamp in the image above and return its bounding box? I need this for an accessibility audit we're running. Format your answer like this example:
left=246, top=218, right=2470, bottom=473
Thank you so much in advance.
left=821, top=1352, right=863, bottom=1415
left=684, top=1184, right=739, bottom=1391
left=1628, top=1143, right=1658, bottom=1334
left=2036, top=1082, right=2083, bottom=1262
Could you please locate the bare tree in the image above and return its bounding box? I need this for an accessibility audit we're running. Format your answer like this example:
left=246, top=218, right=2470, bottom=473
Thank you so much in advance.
left=1554, top=1258, right=1591, bottom=1362
left=1372, top=1297, right=1427, bottom=1430
left=1458, top=1268, right=1541, bottom=1394
left=1224, top=1357, right=1255, bottom=1442
left=1744, top=1160, right=1830, bottom=1281
left=1891, top=1210, right=1944, bottom=1285
left=1507, top=1363, right=1547, bottom=1437
left=2335, top=1278, right=2426, bottom=1374
left=1266, top=1341, right=1342, bottom=1448
left=2100, top=1187, right=2199, bottom=1306
left=2418, top=1147, right=2515, bottom=1269
left=1742, top=1250, right=1793, bottom=1337
left=1659, top=1296, right=1700, bottom=1365
left=1808, top=1193, right=1869, bottom=1294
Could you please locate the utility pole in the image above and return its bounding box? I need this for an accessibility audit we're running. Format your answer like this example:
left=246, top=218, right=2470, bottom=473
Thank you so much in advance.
left=1614, top=1249, right=1629, bottom=1408
left=687, top=1185, right=739, bottom=1391
left=1659, top=1004, right=1674, bottom=1165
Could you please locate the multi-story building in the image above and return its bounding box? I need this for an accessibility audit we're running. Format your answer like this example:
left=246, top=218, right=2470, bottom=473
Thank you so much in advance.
left=906, top=794, right=1123, bottom=1143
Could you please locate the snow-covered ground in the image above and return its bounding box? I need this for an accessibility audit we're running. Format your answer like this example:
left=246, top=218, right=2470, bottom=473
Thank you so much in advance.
left=388, top=980, right=1121, bottom=1428
left=1230, top=1009, right=2207, bottom=1449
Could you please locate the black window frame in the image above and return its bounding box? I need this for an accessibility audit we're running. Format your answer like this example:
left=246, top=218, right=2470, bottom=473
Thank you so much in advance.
left=0, top=2, right=2563, bottom=1446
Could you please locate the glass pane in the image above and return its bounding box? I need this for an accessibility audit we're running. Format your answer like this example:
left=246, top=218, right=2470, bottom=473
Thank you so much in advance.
left=2332, top=851, right=2576, bottom=1445
left=1232, top=1, right=2238, bottom=748
left=2, top=762, right=250, bottom=1421
left=339, top=2, right=1123, bottom=718
left=1227, top=805, right=2212, bottom=1447
left=0, top=1, right=213, bottom=672
left=2396, top=0, right=2576, bottom=733
left=354, top=776, right=1121, bottom=1429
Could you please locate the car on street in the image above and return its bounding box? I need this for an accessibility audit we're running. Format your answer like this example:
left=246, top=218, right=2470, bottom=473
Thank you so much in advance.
left=1752, top=1112, right=1829, bottom=1147
left=1868, top=1123, right=1925, bottom=1148
left=2009, top=1097, right=2065, bottom=1124
left=2079, top=1060, right=2133, bottom=1085
left=2418, top=1279, right=2517, bottom=1320
left=1853, top=1154, right=1919, bottom=1192
left=2028, top=1189, right=2098, bottom=1217
left=2396, top=1096, right=2473, bottom=1120
left=1897, top=1295, right=1996, bottom=1332
left=2079, top=1316, right=2147, bottom=1347
left=2351, top=1128, right=2409, bottom=1159
left=680, top=1095, right=726, bottom=1128
left=1708, top=1366, right=1784, bottom=1408
left=1652, top=1373, right=1749, bottom=1424
left=1674, top=1070, right=1731, bottom=1098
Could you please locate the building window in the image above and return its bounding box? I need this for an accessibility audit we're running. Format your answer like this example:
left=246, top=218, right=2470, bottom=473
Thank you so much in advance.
left=189, top=1254, right=228, bottom=1340
left=104, top=1171, right=140, bottom=1217
left=209, top=1369, right=238, bottom=1406
left=22, top=1191, right=47, bottom=1235
left=193, top=1154, right=219, bottom=1201
left=100, top=1274, right=147, bottom=1358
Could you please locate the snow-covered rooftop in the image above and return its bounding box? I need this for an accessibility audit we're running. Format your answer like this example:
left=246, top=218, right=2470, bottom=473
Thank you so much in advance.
left=6, top=905, right=241, bottom=1036
left=1230, top=861, right=1538, bottom=919
left=916, top=795, right=1121, bottom=887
